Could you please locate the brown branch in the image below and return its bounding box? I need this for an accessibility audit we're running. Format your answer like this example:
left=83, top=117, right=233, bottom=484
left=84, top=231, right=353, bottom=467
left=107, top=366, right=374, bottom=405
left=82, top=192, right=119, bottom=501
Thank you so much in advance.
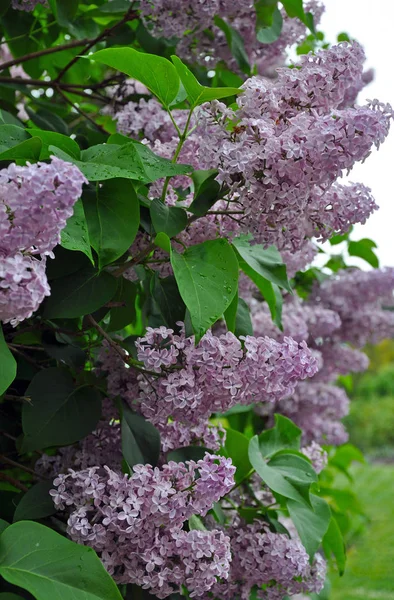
left=0, top=454, right=46, bottom=480
left=0, top=75, right=122, bottom=90
left=0, top=38, right=90, bottom=73
left=54, top=8, right=138, bottom=83
left=9, top=346, right=43, bottom=369
left=87, top=315, right=129, bottom=363
left=0, top=472, right=28, bottom=492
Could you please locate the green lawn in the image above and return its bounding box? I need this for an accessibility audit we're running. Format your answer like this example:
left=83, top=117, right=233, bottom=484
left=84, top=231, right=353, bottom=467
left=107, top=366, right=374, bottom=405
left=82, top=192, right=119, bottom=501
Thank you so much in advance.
left=330, top=463, right=394, bottom=600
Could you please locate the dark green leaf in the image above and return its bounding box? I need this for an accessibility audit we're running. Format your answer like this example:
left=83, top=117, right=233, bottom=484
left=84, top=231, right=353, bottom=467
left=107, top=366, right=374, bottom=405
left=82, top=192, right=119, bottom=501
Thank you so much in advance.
left=188, top=169, right=221, bottom=217
left=0, top=326, right=16, bottom=396
left=0, top=520, right=9, bottom=535
left=248, top=436, right=309, bottom=505
left=90, top=48, right=180, bottom=108
left=55, top=0, right=80, bottom=26
left=121, top=405, right=161, bottom=469
left=0, top=124, right=28, bottom=152
left=150, top=198, right=188, bottom=238
left=171, top=56, right=241, bottom=108
left=13, top=481, right=56, bottom=523
left=348, top=238, right=379, bottom=268
left=26, top=107, right=69, bottom=136
left=83, top=179, right=139, bottom=269
left=259, top=414, right=302, bottom=458
left=43, top=267, right=117, bottom=319
left=151, top=274, right=186, bottom=330
left=26, top=128, right=80, bottom=160
left=322, top=512, right=346, bottom=575
left=0, top=594, right=24, bottom=600
left=107, top=279, right=138, bottom=332
left=288, top=495, right=331, bottom=558
left=50, top=142, right=191, bottom=183
left=167, top=446, right=208, bottom=463
left=281, top=0, right=304, bottom=19
left=224, top=291, right=238, bottom=333
left=0, top=124, right=42, bottom=160
left=234, top=297, right=254, bottom=337
left=221, top=428, right=252, bottom=484
left=213, top=16, right=251, bottom=74
left=61, top=199, right=94, bottom=265
left=0, top=521, right=123, bottom=600
left=22, top=367, right=102, bottom=452
left=171, top=238, right=239, bottom=341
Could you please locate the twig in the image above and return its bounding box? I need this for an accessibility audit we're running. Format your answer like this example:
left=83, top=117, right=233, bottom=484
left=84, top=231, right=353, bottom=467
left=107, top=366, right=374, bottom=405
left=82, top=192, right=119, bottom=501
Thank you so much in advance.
left=0, top=472, right=28, bottom=492
left=56, top=87, right=108, bottom=134
left=87, top=315, right=129, bottom=363
left=9, top=346, right=43, bottom=369
left=0, top=454, right=46, bottom=480
left=0, top=75, right=123, bottom=90
left=9, top=343, right=46, bottom=351
left=54, top=8, right=138, bottom=83
left=0, top=39, right=90, bottom=73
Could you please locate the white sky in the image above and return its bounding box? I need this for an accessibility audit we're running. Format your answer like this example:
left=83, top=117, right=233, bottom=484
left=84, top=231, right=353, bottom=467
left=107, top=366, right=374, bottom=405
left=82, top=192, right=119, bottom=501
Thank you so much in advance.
left=319, top=0, right=394, bottom=267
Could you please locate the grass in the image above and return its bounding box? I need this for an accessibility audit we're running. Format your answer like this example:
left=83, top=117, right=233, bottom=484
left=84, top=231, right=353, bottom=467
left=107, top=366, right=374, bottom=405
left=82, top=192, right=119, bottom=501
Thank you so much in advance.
left=329, top=463, right=394, bottom=600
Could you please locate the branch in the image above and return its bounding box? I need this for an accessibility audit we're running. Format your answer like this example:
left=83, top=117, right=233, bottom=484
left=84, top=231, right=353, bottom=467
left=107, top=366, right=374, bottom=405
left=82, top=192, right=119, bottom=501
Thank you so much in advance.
left=0, top=39, right=90, bottom=73
left=0, top=472, right=28, bottom=492
left=0, top=454, right=46, bottom=480
left=56, top=86, right=108, bottom=135
left=54, top=8, right=138, bottom=83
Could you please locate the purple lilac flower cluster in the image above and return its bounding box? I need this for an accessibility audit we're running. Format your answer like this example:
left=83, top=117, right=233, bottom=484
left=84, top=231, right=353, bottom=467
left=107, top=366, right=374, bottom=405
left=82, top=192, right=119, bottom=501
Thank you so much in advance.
left=98, top=324, right=318, bottom=451
left=0, top=158, right=86, bottom=324
left=203, top=521, right=326, bottom=599
left=51, top=454, right=235, bottom=597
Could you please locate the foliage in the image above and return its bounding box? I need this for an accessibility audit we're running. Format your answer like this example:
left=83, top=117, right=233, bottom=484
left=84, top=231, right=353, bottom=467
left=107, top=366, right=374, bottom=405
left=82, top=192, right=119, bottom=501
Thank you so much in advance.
left=0, top=1, right=392, bottom=600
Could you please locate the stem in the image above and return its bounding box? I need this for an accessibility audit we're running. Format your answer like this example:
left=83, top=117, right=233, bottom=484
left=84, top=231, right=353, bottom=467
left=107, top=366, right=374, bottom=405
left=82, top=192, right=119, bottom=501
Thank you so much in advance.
left=0, top=39, right=90, bottom=73
left=0, top=454, right=46, bottom=480
left=112, top=242, right=156, bottom=277
left=0, top=20, right=58, bottom=47
left=226, top=468, right=255, bottom=496
left=160, top=108, right=194, bottom=203
left=54, top=8, right=138, bottom=82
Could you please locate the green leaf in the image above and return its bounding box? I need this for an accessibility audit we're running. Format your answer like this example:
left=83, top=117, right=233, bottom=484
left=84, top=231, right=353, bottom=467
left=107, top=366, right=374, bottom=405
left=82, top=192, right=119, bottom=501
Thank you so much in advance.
left=0, top=124, right=38, bottom=157
left=90, top=48, right=180, bottom=108
left=55, top=0, right=80, bottom=26
left=281, top=0, right=305, bottom=19
left=248, top=436, right=309, bottom=505
left=232, top=236, right=289, bottom=327
left=151, top=274, right=186, bottom=330
left=61, top=199, right=94, bottom=265
left=150, top=198, right=188, bottom=238
left=213, top=16, right=251, bottom=74
left=268, top=452, right=317, bottom=486
left=234, top=297, right=254, bottom=337
left=188, top=515, right=207, bottom=531
left=0, top=594, right=24, bottom=600
left=322, top=512, right=347, bottom=575
left=107, top=279, right=138, bottom=332
left=188, top=169, right=221, bottom=217
left=43, top=267, right=117, bottom=319
left=0, top=519, right=9, bottom=535
left=0, top=137, right=42, bottom=161
left=26, top=128, right=80, bottom=160
left=171, top=56, right=241, bottom=108
left=288, top=495, right=331, bottom=559
left=348, top=238, right=379, bottom=268
left=22, top=367, right=102, bottom=452
left=259, top=414, right=302, bottom=458
left=50, top=142, right=191, bottom=183
left=167, top=446, right=208, bottom=463
left=255, top=3, right=283, bottom=43
left=171, top=238, right=239, bottom=341
left=0, top=521, right=123, bottom=600
left=224, top=291, right=238, bottom=333
left=221, top=428, right=252, bottom=484
left=121, top=405, right=161, bottom=469
left=13, top=481, right=56, bottom=522
left=0, top=326, right=16, bottom=396
left=83, top=179, right=139, bottom=269
left=232, top=236, right=291, bottom=292
left=154, top=231, right=172, bottom=254
left=27, top=108, right=69, bottom=136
